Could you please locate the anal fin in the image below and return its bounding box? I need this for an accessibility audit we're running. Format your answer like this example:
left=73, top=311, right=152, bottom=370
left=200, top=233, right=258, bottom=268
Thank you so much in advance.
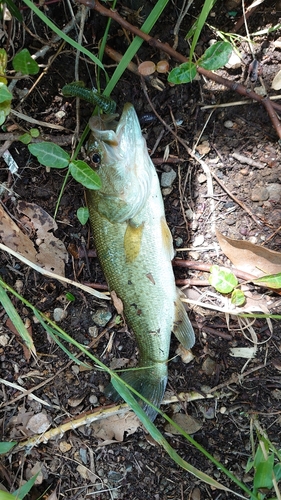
left=173, top=289, right=195, bottom=349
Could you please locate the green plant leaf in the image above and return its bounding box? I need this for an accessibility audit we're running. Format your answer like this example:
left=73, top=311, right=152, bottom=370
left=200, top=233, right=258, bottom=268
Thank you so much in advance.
left=231, top=289, right=245, bottom=306
left=69, top=160, right=102, bottom=190
left=253, top=455, right=274, bottom=490
left=0, top=441, right=17, bottom=454
left=19, top=132, right=32, bottom=144
left=77, top=206, right=89, bottom=225
left=200, top=41, right=232, bottom=70
left=168, top=62, right=197, bottom=84
left=28, top=142, right=70, bottom=168
left=12, top=48, right=39, bottom=75
left=273, top=462, right=281, bottom=481
left=30, top=128, right=40, bottom=138
left=0, top=284, right=36, bottom=354
left=0, top=100, right=11, bottom=125
left=12, top=472, right=40, bottom=499
left=254, top=272, right=281, bottom=289
left=0, top=492, right=18, bottom=499
left=209, top=265, right=238, bottom=293
left=0, top=82, right=12, bottom=103
left=65, top=292, right=75, bottom=302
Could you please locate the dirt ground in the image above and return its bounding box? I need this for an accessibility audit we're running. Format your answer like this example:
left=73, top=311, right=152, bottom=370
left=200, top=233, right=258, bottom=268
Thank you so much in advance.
left=1, top=0, right=281, bottom=499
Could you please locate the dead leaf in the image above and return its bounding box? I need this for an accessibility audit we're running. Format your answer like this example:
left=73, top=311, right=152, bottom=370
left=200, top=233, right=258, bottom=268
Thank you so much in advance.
left=216, top=229, right=281, bottom=277
left=17, top=201, right=68, bottom=275
left=91, top=412, right=140, bottom=441
left=5, top=318, right=32, bottom=362
left=26, top=412, right=51, bottom=434
left=76, top=464, right=98, bottom=483
left=272, top=68, right=281, bottom=90
left=165, top=413, right=202, bottom=435
left=0, top=203, right=68, bottom=276
left=111, top=290, right=124, bottom=315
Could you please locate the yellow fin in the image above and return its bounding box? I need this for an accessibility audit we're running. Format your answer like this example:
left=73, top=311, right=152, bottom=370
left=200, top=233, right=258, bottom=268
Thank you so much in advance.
left=124, top=222, right=144, bottom=263
left=173, top=289, right=195, bottom=349
left=161, top=217, right=174, bottom=260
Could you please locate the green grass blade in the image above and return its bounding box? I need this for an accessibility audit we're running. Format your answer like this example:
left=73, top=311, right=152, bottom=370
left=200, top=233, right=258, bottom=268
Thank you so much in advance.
left=21, top=0, right=104, bottom=70
left=188, top=0, right=216, bottom=65
left=0, top=282, right=36, bottom=355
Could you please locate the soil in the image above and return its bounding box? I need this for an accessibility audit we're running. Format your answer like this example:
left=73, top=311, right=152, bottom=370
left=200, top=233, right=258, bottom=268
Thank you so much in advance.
left=1, top=0, right=281, bottom=499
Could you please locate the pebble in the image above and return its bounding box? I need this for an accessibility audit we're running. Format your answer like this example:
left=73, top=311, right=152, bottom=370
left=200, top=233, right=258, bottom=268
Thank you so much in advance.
left=251, top=186, right=269, bottom=202
left=92, top=308, right=112, bottom=327
left=161, top=168, right=176, bottom=187
left=266, top=183, right=281, bottom=202
left=53, top=308, right=67, bottom=322
left=225, top=51, right=242, bottom=69
left=174, top=236, right=183, bottom=247
left=224, top=120, right=234, bottom=129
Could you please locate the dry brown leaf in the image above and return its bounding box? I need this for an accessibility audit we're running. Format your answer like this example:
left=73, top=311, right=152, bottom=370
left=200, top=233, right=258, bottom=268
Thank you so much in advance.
left=91, top=412, right=140, bottom=442
left=26, top=412, right=51, bottom=434
left=17, top=201, right=68, bottom=274
left=216, top=229, right=281, bottom=277
left=0, top=203, right=67, bottom=276
left=165, top=413, right=202, bottom=435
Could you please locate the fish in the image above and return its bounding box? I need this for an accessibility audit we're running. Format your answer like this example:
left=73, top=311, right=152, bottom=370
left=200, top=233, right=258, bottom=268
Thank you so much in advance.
left=86, top=103, right=195, bottom=421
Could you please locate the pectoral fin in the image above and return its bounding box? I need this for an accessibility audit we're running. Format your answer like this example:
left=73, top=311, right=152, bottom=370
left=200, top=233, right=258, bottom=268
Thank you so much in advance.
left=124, top=222, right=144, bottom=262
left=172, top=289, right=195, bottom=349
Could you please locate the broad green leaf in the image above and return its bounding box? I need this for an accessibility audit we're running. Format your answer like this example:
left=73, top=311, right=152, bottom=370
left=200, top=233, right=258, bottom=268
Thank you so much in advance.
left=77, top=206, right=89, bottom=225
left=0, top=100, right=11, bottom=125
left=168, top=62, right=197, bottom=84
left=254, top=272, right=281, bottom=289
left=200, top=41, right=232, bottom=70
left=12, top=49, right=39, bottom=75
left=19, top=132, right=32, bottom=144
left=69, top=160, right=102, bottom=190
left=0, top=82, right=12, bottom=103
left=0, top=284, right=36, bottom=354
left=12, top=472, right=40, bottom=499
left=28, top=142, right=70, bottom=168
left=209, top=265, right=238, bottom=294
left=0, top=441, right=17, bottom=454
left=4, top=0, right=23, bottom=21
left=231, top=289, right=245, bottom=306
left=254, top=443, right=270, bottom=468
left=253, top=455, right=274, bottom=490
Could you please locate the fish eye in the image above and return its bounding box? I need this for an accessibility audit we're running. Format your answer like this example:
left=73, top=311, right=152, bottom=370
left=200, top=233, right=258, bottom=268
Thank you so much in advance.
left=91, top=153, right=101, bottom=164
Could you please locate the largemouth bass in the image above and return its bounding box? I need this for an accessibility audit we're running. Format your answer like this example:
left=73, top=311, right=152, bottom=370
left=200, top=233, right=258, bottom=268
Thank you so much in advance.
left=86, top=103, right=195, bottom=421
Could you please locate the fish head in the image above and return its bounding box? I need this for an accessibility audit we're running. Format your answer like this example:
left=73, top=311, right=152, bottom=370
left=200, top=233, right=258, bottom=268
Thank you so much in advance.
left=87, top=103, right=154, bottom=223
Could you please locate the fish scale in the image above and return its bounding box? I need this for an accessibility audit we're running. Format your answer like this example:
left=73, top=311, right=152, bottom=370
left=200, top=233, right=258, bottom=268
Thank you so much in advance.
left=86, top=103, right=195, bottom=421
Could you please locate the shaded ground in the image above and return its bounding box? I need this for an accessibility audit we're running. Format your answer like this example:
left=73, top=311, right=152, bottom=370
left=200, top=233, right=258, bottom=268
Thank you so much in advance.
left=1, top=0, right=281, bottom=499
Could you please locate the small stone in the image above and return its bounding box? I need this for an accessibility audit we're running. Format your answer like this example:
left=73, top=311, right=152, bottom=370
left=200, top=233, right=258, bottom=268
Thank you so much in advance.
left=88, top=326, right=98, bottom=337
left=266, top=183, right=281, bottom=202
left=89, top=394, right=98, bottom=405
left=53, top=308, right=67, bottom=322
left=161, top=168, right=176, bottom=187
left=240, top=168, right=249, bottom=176
left=251, top=186, right=269, bottom=202
left=174, top=237, right=183, bottom=247
left=225, top=51, right=242, bottom=69
left=92, top=308, right=112, bottom=327
left=185, top=208, right=193, bottom=220
left=224, top=120, right=234, bottom=129
left=193, top=234, right=204, bottom=247
left=198, top=173, right=207, bottom=184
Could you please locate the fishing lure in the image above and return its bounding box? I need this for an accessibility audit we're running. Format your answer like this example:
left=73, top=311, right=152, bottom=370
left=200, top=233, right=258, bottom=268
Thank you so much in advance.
left=62, top=81, right=116, bottom=114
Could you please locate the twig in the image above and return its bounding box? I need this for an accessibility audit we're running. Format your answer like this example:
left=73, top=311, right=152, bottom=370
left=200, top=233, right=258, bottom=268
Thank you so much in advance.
left=79, top=0, right=281, bottom=137
left=173, top=259, right=261, bottom=282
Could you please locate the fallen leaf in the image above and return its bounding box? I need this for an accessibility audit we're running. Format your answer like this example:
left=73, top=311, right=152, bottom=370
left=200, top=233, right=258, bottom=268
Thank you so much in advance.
left=165, top=413, right=202, bottom=435
left=76, top=464, right=98, bottom=483
left=272, top=68, right=281, bottom=90
left=91, top=412, right=140, bottom=441
left=216, top=229, right=281, bottom=277
left=26, top=412, right=51, bottom=434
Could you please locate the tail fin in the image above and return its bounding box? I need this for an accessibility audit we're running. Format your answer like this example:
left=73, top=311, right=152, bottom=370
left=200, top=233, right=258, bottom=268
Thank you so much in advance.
left=104, top=369, right=168, bottom=422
